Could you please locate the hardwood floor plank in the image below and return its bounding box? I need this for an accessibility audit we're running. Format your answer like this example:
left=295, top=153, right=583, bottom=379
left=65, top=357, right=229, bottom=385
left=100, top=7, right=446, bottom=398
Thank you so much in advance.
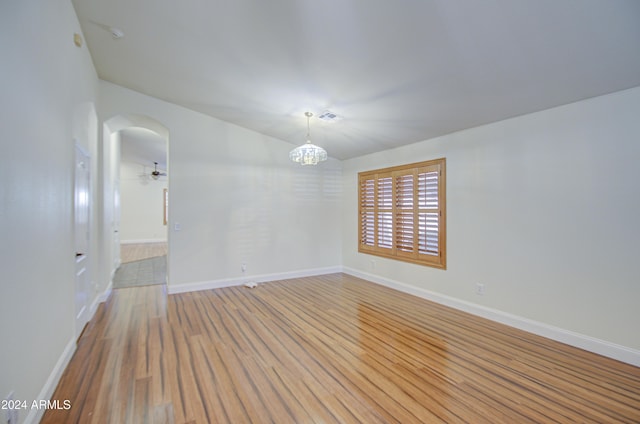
left=43, top=273, right=640, bottom=423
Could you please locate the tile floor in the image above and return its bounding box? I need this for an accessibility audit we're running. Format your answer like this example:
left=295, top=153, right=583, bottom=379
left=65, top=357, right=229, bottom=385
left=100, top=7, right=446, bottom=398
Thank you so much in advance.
left=113, top=255, right=167, bottom=288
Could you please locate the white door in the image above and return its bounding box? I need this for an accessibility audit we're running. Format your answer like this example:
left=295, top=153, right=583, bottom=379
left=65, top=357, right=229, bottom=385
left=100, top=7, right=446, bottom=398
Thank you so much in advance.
left=74, top=144, right=91, bottom=339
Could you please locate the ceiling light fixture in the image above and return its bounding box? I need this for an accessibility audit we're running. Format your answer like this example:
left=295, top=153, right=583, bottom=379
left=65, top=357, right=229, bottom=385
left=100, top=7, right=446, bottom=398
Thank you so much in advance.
left=289, top=112, right=328, bottom=166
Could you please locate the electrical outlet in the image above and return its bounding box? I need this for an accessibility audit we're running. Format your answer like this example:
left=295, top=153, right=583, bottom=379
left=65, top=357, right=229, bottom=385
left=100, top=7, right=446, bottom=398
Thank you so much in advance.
left=476, top=283, right=485, bottom=295
left=370, top=260, right=376, bottom=269
left=241, top=262, right=246, bottom=273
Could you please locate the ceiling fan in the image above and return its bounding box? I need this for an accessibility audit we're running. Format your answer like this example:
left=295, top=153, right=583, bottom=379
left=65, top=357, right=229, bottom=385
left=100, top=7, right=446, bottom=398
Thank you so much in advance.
left=150, top=162, right=167, bottom=180
left=138, top=162, right=167, bottom=181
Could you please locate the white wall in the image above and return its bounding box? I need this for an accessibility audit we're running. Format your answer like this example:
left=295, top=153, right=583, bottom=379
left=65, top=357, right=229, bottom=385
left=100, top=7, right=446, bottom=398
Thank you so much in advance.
left=343, top=87, right=640, bottom=354
left=0, top=0, right=99, bottom=422
left=119, top=161, right=168, bottom=242
left=99, top=81, right=343, bottom=289
left=105, top=130, right=121, bottom=274
left=2, top=6, right=637, bottom=419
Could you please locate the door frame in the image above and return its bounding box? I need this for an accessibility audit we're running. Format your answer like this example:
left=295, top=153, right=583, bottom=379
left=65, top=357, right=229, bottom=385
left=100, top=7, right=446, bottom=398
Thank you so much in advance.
left=74, top=142, right=91, bottom=339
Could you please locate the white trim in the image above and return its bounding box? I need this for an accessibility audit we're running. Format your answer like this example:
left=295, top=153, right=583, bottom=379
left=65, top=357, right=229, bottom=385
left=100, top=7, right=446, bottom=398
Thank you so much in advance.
left=91, top=281, right=113, bottom=316
left=167, top=266, right=342, bottom=294
left=114, top=259, right=121, bottom=272
left=74, top=140, right=90, bottom=158
left=24, top=338, right=76, bottom=424
left=27, top=266, right=638, bottom=424
left=25, top=282, right=113, bottom=423
left=343, top=267, right=640, bottom=367
left=120, top=239, right=167, bottom=244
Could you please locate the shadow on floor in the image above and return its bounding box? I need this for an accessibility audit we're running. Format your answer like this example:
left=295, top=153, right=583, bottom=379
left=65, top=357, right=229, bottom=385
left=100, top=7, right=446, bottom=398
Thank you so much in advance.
left=113, top=255, right=166, bottom=288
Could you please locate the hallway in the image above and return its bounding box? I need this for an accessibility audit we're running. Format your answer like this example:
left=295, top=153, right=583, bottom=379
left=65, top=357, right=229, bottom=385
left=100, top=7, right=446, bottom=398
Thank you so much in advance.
left=120, top=242, right=167, bottom=263
left=114, top=242, right=168, bottom=288
left=113, top=255, right=166, bottom=288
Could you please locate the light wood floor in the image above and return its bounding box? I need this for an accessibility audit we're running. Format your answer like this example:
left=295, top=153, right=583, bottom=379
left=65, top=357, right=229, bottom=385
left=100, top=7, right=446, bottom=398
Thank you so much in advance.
left=121, top=242, right=168, bottom=263
left=43, top=274, right=640, bottom=423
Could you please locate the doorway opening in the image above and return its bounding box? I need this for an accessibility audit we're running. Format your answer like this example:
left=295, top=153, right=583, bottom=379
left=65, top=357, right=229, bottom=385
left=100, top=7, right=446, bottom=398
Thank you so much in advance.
left=103, top=114, right=169, bottom=289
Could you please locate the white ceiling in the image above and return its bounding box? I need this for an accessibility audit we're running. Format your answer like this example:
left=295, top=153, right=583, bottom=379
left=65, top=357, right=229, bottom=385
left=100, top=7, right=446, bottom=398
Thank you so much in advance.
left=120, top=127, right=167, bottom=170
left=73, top=0, right=640, bottom=160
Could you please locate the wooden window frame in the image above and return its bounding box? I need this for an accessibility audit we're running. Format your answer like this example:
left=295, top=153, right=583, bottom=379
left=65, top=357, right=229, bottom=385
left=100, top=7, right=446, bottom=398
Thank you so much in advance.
left=358, top=158, right=446, bottom=269
left=163, top=188, right=168, bottom=226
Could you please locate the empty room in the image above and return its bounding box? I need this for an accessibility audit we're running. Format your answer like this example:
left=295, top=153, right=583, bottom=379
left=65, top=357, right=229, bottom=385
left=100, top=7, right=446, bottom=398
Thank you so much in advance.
left=2, top=0, right=640, bottom=423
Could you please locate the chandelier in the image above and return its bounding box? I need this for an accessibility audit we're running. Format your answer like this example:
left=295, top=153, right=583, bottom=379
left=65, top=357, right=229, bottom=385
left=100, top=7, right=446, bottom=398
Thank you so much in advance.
left=289, top=112, right=327, bottom=165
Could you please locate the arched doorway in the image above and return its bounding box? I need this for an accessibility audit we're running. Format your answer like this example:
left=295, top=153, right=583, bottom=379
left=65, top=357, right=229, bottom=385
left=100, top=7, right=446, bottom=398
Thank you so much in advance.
left=103, top=114, right=169, bottom=288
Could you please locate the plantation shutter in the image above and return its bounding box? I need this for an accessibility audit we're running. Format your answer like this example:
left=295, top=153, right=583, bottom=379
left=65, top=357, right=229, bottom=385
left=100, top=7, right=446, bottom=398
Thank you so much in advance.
left=417, top=164, right=442, bottom=265
left=358, top=158, right=446, bottom=269
left=359, top=176, right=375, bottom=252
left=394, top=170, right=415, bottom=258
left=377, top=174, right=393, bottom=251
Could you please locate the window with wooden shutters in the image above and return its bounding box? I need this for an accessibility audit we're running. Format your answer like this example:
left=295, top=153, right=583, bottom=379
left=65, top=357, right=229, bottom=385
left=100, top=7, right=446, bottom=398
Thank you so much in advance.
left=358, top=158, right=446, bottom=269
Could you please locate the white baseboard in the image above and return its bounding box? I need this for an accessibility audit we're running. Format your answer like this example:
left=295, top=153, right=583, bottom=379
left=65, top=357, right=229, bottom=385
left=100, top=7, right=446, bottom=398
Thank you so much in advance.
left=91, top=281, right=112, bottom=316
left=23, top=338, right=76, bottom=424
left=120, top=239, right=167, bottom=244
left=167, top=266, right=342, bottom=294
left=343, top=267, right=640, bottom=367
left=25, top=282, right=114, bottom=423
left=112, top=260, right=121, bottom=278
left=26, top=266, right=638, bottom=424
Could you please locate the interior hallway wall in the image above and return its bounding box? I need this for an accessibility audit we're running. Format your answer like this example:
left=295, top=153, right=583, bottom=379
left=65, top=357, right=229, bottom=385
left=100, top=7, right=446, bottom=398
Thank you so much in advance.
left=0, top=0, right=99, bottom=421
left=99, top=81, right=343, bottom=290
